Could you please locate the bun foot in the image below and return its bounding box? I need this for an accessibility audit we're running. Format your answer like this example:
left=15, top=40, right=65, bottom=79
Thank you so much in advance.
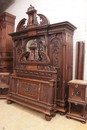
left=7, top=100, right=13, bottom=104
left=81, top=121, right=86, bottom=124
left=52, top=112, right=56, bottom=117
left=45, top=115, right=52, bottom=121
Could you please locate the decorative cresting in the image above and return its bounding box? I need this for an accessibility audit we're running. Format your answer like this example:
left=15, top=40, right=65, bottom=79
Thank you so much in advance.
left=16, top=5, right=50, bottom=31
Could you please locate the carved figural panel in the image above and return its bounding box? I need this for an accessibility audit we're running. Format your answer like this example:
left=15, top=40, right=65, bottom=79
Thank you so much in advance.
left=19, top=38, right=49, bottom=64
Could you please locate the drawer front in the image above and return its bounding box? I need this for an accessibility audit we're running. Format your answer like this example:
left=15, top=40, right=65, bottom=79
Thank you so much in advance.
left=69, top=84, right=85, bottom=101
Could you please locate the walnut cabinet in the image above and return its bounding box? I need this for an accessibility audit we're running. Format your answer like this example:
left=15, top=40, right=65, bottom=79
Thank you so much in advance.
left=7, top=5, right=76, bottom=120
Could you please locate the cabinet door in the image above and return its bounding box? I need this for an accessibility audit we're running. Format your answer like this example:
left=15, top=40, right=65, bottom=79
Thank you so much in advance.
left=49, top=35, right=64, bottom=100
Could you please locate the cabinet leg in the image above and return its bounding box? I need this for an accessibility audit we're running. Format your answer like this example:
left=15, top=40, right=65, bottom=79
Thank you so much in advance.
left=59, top=112, right=65, bottom=115
left=52, top=112, right=56, bottom=117
left=45, top=115, right=52, bottom=121
left=7, top=100, right=13, bottom=104
left=81, top=121, right=86, bottom=124
left=66, top=116, right=71, bottom=119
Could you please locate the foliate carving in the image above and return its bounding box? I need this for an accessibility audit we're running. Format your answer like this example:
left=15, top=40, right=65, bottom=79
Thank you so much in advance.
left=19, top=82, right=38, bottom=98
left=53, top=40, right=60, bottom=67
left=38, top=65, right=56, bottom=71
left=49, top=34, right=62, bottom=43
left=53, top=42, right=60, bottom=66
left=37, top=14, right=50, bottom=25
left=16, top=18, right=26, bottom=32
left=16, top=69, right=54, bottom=78
left=17, top=47, right=22, bottom=55
left=72, top=88, right=81, bottom=97
left=49, top=34, right=62, bottom=67
left=15, top=41, right=22, bottom=64
left=14, top=41, right=18, bottom=49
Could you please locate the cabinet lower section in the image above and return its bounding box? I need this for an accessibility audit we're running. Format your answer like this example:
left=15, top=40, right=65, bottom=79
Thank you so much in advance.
left=66, top=101, right=87, bottom=123
left=7, top=76, right=56, bottom=120
left=0, top=73, right=9, bottom=99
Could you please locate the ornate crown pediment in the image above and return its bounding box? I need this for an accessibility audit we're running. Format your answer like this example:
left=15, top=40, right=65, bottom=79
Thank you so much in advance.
left=16, top=5, right=50, bottom=32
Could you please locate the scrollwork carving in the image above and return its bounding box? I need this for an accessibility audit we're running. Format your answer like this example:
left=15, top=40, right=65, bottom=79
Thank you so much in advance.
left=19, top=82, right=38, bottom=97
left=37, top=14, right=50, bottom=25
left=16, top=5, right=49, bottom=31
left=18, top=38, right=50, bottom=65
left=16, top=18, right=26, bottom=32
left=49, top=34, right=63, bottom=67
left=72, top=88, right=81, bottom=97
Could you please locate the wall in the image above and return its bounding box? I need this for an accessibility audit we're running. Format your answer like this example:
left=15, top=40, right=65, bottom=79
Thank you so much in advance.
left=6, top=0, right=87, bottom=80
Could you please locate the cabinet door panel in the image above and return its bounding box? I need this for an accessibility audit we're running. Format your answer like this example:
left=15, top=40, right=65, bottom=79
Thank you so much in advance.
left=18, top=80, right=38, bottom=99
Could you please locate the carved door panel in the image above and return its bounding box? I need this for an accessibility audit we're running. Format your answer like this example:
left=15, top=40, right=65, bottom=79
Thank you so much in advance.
left=49, top=36, right=63, bottom=100
left=18, top=79, right=38, bottom=100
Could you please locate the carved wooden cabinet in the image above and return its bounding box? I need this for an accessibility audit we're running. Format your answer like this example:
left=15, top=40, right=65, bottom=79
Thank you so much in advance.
left=0, top=12, right=15, bottom=98
left=0, top=73, right=10, bottom=98
left=7, top=5, right=76, bottom=119
left=0, top=12, right=16, bottom=73
left=66, top=80, right=87, bottom=123
left=50, top=23, right=76, bottom=114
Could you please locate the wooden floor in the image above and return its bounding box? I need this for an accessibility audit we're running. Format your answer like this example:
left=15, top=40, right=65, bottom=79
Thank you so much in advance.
left=0, top=99, right=87, bottom=130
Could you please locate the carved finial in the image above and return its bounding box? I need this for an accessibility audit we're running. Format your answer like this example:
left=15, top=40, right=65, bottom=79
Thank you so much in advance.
left=16, top=5, right=49, bottom=30
left=26, top=5, right=38, bottom=26
left=27, top=5, right=35, bottom=13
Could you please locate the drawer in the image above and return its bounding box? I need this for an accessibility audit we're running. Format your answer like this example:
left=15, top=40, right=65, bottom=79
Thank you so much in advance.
left=69, top=84, right=85, bottom=101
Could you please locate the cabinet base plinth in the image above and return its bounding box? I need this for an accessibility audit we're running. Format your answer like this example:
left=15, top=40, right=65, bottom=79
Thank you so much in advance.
left=66, top=113, right=86, bottom=123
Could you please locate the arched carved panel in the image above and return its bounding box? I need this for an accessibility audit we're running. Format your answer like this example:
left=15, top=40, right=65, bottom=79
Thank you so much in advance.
left=49, top=34, right=62, bottom=68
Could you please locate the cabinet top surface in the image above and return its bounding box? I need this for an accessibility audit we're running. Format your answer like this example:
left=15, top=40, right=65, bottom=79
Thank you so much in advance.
left=68, top=79, right=87, bottom=85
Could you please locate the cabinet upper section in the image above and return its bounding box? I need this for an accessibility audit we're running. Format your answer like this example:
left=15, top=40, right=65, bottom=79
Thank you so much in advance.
left=9, top=5, right=76, bottom=72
